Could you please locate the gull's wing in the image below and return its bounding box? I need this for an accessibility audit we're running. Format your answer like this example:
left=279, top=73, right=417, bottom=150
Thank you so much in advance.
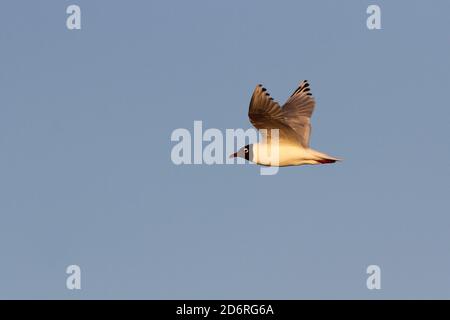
left=248, top=84, right=300, bottom=144
left=281, top=80, right=316, bottom=148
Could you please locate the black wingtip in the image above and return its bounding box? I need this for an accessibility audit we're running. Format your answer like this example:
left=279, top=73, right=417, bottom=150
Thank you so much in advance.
left=294, top=80, right=313, bottom=96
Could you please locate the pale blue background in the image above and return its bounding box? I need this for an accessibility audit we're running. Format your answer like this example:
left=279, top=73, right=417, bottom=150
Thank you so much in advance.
left=0, top=0, right=449, bottom=299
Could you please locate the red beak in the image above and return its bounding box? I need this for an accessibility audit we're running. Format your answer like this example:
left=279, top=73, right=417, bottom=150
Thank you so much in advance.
left=229, top=152, right=237, bottom=158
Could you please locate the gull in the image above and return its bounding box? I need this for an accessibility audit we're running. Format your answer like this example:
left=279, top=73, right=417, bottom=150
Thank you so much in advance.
left=230, top=80, right=341, bottom=166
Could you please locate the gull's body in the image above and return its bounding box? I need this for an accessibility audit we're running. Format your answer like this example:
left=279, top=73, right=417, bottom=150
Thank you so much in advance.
left=231, top=80, right=341, bottom=167
left=251, top=143, right=338, bottom=167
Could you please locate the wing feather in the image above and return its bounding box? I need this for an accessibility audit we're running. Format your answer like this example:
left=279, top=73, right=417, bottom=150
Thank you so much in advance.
left=248, top=84, right=299, bottom=144
left=247, top=81, right=316, bottom=147
left=281, top=80, right=316, bottom=147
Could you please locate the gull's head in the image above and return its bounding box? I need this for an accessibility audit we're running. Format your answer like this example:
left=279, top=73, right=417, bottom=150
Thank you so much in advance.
left=230, top=144, right=253, bottom=161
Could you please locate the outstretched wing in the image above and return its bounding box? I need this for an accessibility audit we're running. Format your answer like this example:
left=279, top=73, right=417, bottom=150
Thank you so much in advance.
left=248, top=84, right=300, bottom=144
left=281, top=80, right=316, bottom=147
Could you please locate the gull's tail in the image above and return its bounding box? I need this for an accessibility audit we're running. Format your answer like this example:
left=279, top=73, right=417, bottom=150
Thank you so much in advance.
left=317, top=157, right=340, bottom=164
left=310, top=149, right=342, bottom=164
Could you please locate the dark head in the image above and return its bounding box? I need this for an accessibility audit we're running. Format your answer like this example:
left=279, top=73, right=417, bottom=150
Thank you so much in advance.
left=230, top=144, right=253, bottom=161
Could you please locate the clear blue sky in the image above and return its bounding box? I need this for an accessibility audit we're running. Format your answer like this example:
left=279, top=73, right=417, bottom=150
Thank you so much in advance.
left=0, top=0, right=449, bottom=299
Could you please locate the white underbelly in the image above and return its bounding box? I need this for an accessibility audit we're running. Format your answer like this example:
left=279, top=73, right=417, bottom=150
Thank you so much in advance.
left=253, top=144, right=316, bottom=166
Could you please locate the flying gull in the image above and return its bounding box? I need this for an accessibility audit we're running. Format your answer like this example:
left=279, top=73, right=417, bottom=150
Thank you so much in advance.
left=230, top=81, right=341, bottom=166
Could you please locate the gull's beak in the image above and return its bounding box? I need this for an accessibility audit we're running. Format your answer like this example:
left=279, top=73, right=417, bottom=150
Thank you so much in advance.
left=229, top=152, right=237, bottom=158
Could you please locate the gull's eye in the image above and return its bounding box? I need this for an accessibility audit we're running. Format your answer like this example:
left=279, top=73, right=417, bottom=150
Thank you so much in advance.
left=244, top=148, right=248, bottom=153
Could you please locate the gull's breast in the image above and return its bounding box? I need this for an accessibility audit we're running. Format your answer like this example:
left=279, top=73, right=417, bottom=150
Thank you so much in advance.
left=253, top=143, right=314, bottom=166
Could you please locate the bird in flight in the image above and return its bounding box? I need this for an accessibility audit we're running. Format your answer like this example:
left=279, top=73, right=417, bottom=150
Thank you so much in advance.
left=230, top=81, right=341, bottom=167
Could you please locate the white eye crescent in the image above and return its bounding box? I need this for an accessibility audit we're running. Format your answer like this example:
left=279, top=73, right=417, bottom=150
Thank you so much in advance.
left=244, top=148, right=248, bottom=153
